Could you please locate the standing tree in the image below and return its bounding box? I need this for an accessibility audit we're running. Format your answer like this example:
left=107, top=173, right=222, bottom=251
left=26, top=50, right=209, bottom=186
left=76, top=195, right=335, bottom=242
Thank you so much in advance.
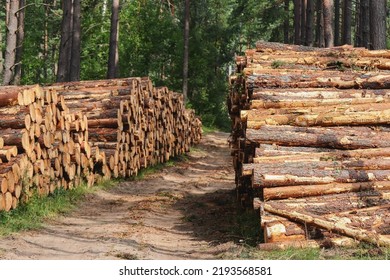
left=342, top=0, right=352, bottom=45
left=70, top=0, right=81, bottom=81
left=300, top=0, right=306, bottom=44
left=293, top=0, right=301, bottom=45
left=57, top=0, right=73, bottom=82
left=14, top=0, right=25, bottom=85
left=315, top=0, right=324, bottom=47
left=334, top=0, right=340, bottom=46
left=284, top=0, right=290, bottom=43
left=182, top=0, right=190, bottom=104
left=360, top=0, right=370, bottom=48
left=107, top=0, right=120, bottom=79
left=323, top=0, right=334, bottom=47
left=3, top=0, right=19, bottom=85
left=370, top=0, right=387, bottom=49
left=57, top=0, right=81, bottom=82
left=305, top=0, right=314, bottom=46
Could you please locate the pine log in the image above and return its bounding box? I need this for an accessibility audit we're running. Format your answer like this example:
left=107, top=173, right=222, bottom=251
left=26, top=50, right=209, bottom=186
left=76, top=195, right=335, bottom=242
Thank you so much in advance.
left=255, top=145, right=390, bottom=158
left=244, top=158, right=390, bottom=176
left=246, top=126, right=390, bottom=149
left=250, top=96, right=390, bottom=109
left=0, top=128, right=32, bottom=153
left=0, top=146, right=18, bottom=162
left=255, top=40, right=390, bottom=59
left=263, top=181, right=390, bottom=200
left=245, top=110, right=390, bottom=128
left=87, top=128, right=119, bottom=143
left=262, top=202, right=390, bottom=247
left=250, top=168, right=390, bottom=187
left=247, top=71, right=390, bottom=89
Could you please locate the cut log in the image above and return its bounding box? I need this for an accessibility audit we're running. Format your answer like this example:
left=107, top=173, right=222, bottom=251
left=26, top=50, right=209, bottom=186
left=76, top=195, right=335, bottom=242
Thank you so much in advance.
left=255, top=145, right=390, bottom=159
left=246, top=126, right=390, bottom=149
left=263, top=181, right=390, bottom=200
left=247, top=70, right=390, bottom=89
left=262, top=202, right=390, bottom=247
left=251, top=168, right=390, bottom=187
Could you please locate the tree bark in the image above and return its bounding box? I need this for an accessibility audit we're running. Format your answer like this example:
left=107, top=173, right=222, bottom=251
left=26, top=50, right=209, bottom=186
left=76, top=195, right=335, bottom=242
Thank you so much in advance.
left=334, top=0, right=340, bottom=46
left=323, top=0, right=334, bottom=47
left=182, top=0, right=190, bottom=103
left=300, top=0, right=307, bottom=45
left=263, top=202, right=390, bottom=247
left=284, top=0, right=290, bottom=44
left=342, top=0, right=352, bottom=45
left=263, top=181, right=390, bottom=200
left=3, top=0, right=19, bottom=85
left=369, top=0, right=387, bottom=50
left=246, top=125, right=390, bottom=149
left=70, top=0, right=81, bottom=81
left=13, top=0, right=25, bottom=85
left=355, top=0, right=362, bottom=46
left=107, top=0, right=120, bottom=79
left=315, top=0, right=324, bottom=47
left=294, top=0, right=301, bottom=45
left=361, top=0, right=370, bottom=48
left=57, top=0, right=73, bottom=82
left=305, top=0, right=314, bottom=46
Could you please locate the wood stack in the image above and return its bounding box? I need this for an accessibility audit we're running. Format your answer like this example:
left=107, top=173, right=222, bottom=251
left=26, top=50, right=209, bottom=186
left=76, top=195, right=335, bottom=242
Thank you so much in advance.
left=0, top=77, right=202, bottom=212
left=0, top=84, right=84, bottom=211
left=46, top=77, right=202, bottom=181
left=229, top=41, right=390, bottom=248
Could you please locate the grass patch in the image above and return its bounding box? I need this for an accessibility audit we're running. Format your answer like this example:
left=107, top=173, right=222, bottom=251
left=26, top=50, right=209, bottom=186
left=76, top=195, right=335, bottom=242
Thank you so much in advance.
left=202, top=125, right=219, bottom=134
left=132, top=154, right=189, bottom=180
left=0, top=180, right=116, bottom=237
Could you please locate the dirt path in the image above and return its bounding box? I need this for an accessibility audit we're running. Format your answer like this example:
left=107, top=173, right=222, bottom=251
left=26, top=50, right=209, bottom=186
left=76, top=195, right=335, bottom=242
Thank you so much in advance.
left=0, top=132, right=244, bottom=260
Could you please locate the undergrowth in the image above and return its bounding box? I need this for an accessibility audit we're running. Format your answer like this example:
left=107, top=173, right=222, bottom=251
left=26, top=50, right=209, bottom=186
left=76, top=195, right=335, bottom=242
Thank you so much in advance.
left=0, top=180, right=116, bottom=236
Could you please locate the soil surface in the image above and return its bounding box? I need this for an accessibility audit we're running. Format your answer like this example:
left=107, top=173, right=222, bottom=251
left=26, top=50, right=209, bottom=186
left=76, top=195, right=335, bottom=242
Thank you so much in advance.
left=0, top=132, right=246, bottom=260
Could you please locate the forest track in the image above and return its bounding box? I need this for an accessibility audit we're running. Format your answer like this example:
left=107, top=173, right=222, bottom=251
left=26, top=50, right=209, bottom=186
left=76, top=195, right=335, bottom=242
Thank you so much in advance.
left=0, top=132, right=244, bottom=260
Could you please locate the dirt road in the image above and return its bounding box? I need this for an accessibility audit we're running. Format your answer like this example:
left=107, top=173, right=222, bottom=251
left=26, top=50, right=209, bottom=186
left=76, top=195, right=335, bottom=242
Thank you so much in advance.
left=0, top=132, right=246, bottom=260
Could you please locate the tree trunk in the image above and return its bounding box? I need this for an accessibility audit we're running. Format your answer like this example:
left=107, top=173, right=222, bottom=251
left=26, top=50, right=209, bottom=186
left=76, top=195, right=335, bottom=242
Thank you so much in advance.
left=300, top=0, right=307, bottom=45
left=107, top=0, right=120, bottom=79
left=284, top=0, right=290, bottom=44
left=323, top=0, right=334, bottom=47
left=182, top=0, right=190, bottom=103
left=3, top=0, right=19, bottom=85
left=263, top=181, right=390, bottom=200
left=355, top=0, right=362, bottom=46
left=0, top=20, right=3, bottom=79
left=14, top=0, right=25, bottom=85
left=342, top=0, right=352, bottom=45
left=70, top=0, right=81, bottom=81
left=246, top=125, right=390, bottom=149
left=56, top=0, right=73, bottom=82
left=305, top=0, right=314, bottom=46
left=334, top=0, right=340, bottom=46
left=361, top=0, right=370, bottom=48
left=294, top=0, right=301, bottom=45
left=369, top=0, right=387, bottom=50
left=315, top=0, right=324, bottom=47
left=262, top=202, right=390, bottom=247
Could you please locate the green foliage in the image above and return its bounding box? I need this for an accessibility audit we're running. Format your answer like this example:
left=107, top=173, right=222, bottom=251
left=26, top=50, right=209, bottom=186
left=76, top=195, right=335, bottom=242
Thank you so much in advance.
left=4, top=0, right=295, bottom=130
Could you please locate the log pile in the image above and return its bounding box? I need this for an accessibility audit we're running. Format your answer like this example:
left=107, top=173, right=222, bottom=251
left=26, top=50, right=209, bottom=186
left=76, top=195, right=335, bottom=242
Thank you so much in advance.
left=0, top=77, right=202, bottom=212
left=229, top=41, right=390, bottom=248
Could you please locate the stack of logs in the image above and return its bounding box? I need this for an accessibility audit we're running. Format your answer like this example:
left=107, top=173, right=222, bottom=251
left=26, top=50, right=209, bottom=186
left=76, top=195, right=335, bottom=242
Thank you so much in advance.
left=229, top=41, right=390, bottom=249
left=0, top=77, right=202, bottom=212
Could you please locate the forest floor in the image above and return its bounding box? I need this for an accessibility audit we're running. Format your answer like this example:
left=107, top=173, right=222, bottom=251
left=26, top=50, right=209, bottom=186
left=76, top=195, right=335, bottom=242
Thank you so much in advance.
left=0, top=131, right=255, bottom=260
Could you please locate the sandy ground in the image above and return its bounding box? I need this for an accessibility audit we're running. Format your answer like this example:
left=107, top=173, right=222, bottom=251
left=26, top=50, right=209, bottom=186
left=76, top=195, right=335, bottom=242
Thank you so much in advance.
left=0, top=132, right=245, bottom=260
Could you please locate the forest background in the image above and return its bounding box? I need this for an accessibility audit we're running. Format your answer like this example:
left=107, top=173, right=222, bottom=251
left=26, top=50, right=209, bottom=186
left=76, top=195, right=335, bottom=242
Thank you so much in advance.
left=0, top=0, right=389, bottom=131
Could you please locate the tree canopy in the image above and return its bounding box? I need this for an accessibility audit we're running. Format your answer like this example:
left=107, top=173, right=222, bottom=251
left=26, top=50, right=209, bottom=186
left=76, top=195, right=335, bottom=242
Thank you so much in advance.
left=0, top=0, right=389, bottom=130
